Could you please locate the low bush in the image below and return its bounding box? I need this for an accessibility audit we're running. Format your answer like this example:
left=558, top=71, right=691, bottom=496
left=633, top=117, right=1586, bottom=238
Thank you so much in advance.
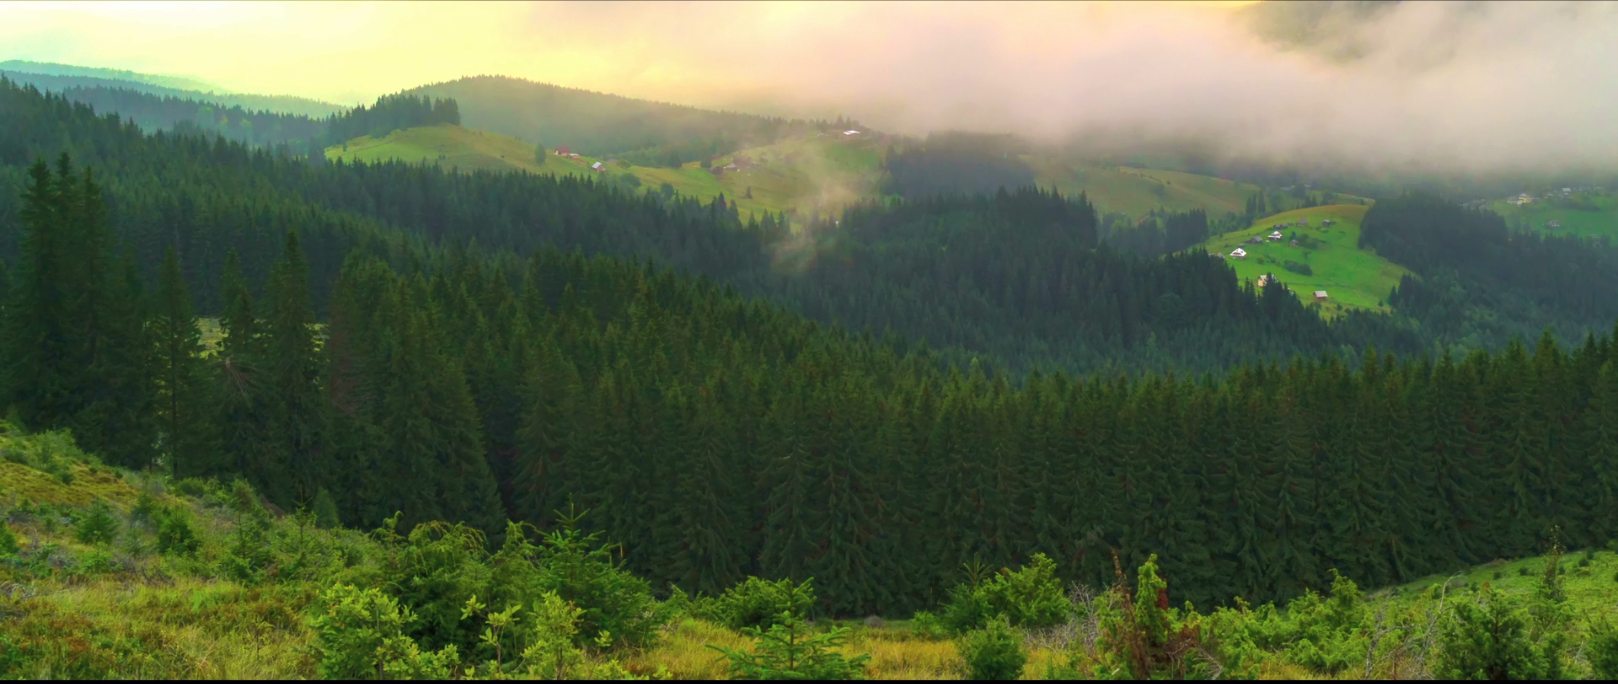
left=710, top=578, right=870, bottom=680
left=959, top=615, right=1026, bottom=680
left=940, top=553, right=1071, bottom=634
left=708, top=576, right=806, bottom=632
left=73, top=500, right=119, bottom=546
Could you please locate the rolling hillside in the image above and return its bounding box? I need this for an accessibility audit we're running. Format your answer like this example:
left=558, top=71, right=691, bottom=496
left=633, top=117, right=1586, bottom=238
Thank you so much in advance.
left=326, top=124, right=888, bottom=223
left=325, top=121, right=1316, bottom=229
left=402, top=75, right=831, bottom=162
left=1199, top=204, right=1411, bottom=315
left=1028, top=156, right=1266, bottom=218
left=1490, top=194, right=1618, bottom=241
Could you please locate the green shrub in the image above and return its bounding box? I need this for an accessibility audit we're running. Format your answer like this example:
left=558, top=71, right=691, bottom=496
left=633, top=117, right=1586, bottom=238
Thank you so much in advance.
left=1493, top=570, right=1504, bottom=580
left=941, top=553, right=1071, bottom=634
left=711, top=576, right=808, bottom=631
left=959, top=616, right=1027, bottom=680
left=910, top=610, right=945, bottom=640
left=312, top=488, right=340, bottom=529
left=73, top=547, right=118, bottom=576
left=156, top=507, right=202, bottom=557
left=1434, top=589, right=1561, bottom=680
left=1282, top=260, right=1313, bottom=275
left=170, top=477, right=212, bottom=499
left=0, top=523, right=17, bottom=557
left=312, top=583, right=462, bottom=680
left=73, top=499, right=119, bottom=546
left=1588, top=617, right=1618, bottom=679
left=383, top=519, right=492, bottom=655
left=710, top=578, right=870, bottom=680
left=531, top=507, right=666, bottom=649
left=131, top=490, right=161, bottom=528
left=220, top=502, right=274, bottom=583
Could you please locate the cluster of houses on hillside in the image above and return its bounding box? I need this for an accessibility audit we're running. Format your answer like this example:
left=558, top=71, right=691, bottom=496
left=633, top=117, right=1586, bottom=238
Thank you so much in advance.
left=1501, top=186, right=1604, bottom=206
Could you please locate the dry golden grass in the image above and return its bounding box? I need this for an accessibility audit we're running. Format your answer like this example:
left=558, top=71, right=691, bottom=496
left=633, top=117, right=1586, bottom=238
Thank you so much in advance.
left=2, top=576, right=318, bottom=680
left=621, top=619, right=1082, bottom=680
left=622, top=618, right=751, bottom=679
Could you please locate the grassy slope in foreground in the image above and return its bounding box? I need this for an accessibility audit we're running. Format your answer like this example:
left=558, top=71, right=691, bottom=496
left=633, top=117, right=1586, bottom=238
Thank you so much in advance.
left=1199, top=204, right=1410, bottom=316
left=0, top=425, right=1037, bottom=679
left=6, top=421, right=1615, bottom=680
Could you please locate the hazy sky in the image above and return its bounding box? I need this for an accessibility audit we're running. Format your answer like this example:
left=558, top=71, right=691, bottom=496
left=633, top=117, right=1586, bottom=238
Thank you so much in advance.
left=4, top=1, right=1616, bottom=175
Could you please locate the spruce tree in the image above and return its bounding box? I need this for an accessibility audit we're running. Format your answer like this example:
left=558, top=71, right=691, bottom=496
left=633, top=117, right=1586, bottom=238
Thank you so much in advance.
left=2, top=158, right=72, bottom=430
left=262, top=230, right=326, bottom=506
left=216, top=249, right=270, bottom=484
left=154, top=245, right=221, bottom=478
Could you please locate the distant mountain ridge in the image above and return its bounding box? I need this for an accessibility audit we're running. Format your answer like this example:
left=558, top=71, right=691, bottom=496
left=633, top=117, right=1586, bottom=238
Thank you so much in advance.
left=0, top=62, right=345, bottom=119
left=0, top=59, right=221, bottom=92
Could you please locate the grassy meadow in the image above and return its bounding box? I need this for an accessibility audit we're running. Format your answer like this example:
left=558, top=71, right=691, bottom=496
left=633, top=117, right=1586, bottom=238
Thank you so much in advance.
left=325, top=125, right=890, bottom=227
left=1490, top=194, right=1618, bottom=241
left=1198, top=204, right=1411, bottom=316
left=1028, top=157, right=1265, bottom=219
left=325, top=124, right=1330, bottom=229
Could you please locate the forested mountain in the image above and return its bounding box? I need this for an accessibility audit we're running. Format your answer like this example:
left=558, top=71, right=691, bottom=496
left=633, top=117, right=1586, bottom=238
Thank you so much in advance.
left=23, top=85, right=330, bottom=150
left=8, top=145, right=1618, bottom=620
left=0, top=76, right=1422, bottom=378
left=1365, top=194, right=1618, bottom=349
left=403, top=75, right=849, bottom=166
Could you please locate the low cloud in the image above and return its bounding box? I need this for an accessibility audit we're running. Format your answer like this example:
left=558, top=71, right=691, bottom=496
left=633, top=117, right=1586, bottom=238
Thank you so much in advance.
left=7, top=1, right=1615, bottom=176
left=528, top=1, right=1618, bottom=177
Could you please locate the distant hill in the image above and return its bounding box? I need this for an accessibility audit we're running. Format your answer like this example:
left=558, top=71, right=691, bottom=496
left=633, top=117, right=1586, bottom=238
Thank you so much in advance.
left=1488, top=190, right=1618, bottom=241
left=401, top=75, right=846, bottom=164
left=0, top=59, right=220, bottom=92
left=0, top=66, right=345, bottom=119
left=325, top=124, right=886, bottom=223
left=1197, top=204, right=1410, bottom=315
left=1031, top=157, right=1267, bottom=219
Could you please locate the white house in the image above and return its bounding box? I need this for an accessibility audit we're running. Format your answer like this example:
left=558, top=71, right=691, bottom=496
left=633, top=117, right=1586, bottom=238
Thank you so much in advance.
left=1269, top=231, right=1284, bottom=241
left=1314, top=291, right=1328, bottom=302
left=590, top=161, right=604, bottom=171
left=1257, top=274, right=1274, bottom=287
left=1230, top=248, right=1247, bottom=259
left=843, top=130, right=861, bottom=136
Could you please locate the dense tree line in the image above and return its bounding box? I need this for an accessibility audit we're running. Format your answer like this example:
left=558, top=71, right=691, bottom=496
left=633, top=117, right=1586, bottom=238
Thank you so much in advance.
left=881, top=132, right=1036, bottom=199
left=403, top=75, right=840, bottom=160
left=10, top=155, right=1618, bottom=623
left=1100, top=207, right=1210, bottom=257
left=0, top=76, right=1428, bottom=377
left=50, top=85, right=327, bottom=150
left=1364, top=193, right=1618, bottom=349
left=322, top=92, right=461, bottom=147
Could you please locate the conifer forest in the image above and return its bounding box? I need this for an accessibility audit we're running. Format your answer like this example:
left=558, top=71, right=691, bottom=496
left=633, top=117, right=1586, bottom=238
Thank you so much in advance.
left=5, top=2, right=1618, bottom=678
